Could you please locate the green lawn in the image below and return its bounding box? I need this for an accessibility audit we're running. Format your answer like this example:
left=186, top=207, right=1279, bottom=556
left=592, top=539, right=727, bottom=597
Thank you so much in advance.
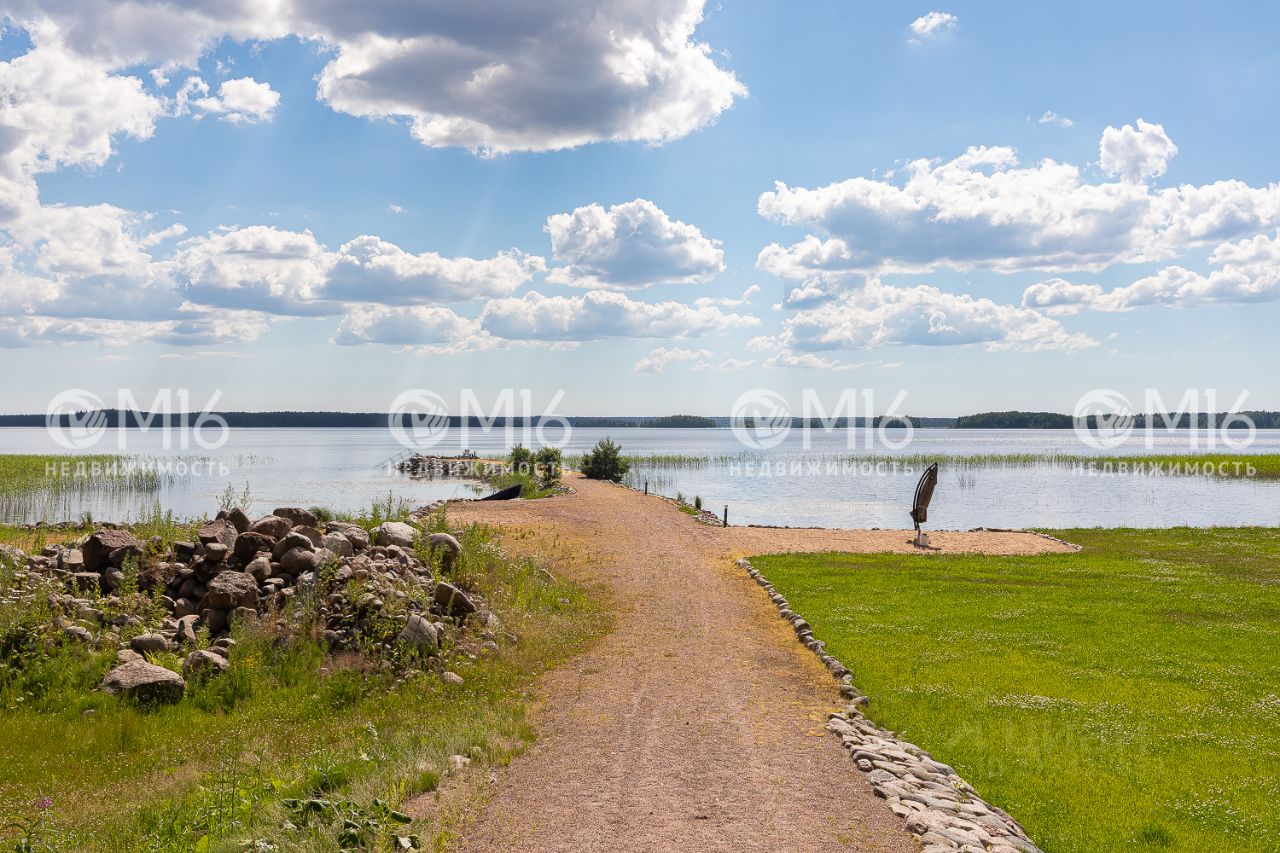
left=751, top=528, right=1280, bottom=853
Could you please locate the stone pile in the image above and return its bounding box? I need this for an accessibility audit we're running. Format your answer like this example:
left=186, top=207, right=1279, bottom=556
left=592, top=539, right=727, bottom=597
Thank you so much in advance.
left=4, top=508, right=495, bottom=705
left=735, top=557, right=1044, bottom=853
left=395, top=455, right=497, bottom=479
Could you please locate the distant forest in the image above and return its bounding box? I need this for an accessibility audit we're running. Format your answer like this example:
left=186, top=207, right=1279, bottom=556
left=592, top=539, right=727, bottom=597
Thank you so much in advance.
left=954, top=410, right=1280, bottom=429
left=2, top=410, right=1278, bottom=429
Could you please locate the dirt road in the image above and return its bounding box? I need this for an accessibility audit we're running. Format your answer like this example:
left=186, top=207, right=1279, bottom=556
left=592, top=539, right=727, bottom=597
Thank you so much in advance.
left=436, top=476, right=1072, bottom=852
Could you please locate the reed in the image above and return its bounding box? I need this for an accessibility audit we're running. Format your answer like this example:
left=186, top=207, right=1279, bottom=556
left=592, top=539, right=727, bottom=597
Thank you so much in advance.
left=0, top=455, right=184, bottom=524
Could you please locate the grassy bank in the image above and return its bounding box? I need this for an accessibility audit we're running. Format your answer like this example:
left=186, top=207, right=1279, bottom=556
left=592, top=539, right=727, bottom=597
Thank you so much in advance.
left=0, top=515, right=602, bottom=851
left=751, top=528, right=1280, bottom=853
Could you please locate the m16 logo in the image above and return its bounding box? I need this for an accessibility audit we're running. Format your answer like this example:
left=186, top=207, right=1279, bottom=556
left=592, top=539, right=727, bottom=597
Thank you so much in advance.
left=46, top=389, right=230, bottom=450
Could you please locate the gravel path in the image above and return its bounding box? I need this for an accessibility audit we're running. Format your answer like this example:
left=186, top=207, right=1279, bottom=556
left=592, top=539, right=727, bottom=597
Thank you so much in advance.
left=436, top=476, right=1073, bottom=851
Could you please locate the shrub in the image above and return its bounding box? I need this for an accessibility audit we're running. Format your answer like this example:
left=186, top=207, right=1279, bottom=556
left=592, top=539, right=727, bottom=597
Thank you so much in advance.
left=508, top=445, right=534, bottom=475
left=534, top=447, right=563, bottom=488
left=579, top=438, right=630, bottom=482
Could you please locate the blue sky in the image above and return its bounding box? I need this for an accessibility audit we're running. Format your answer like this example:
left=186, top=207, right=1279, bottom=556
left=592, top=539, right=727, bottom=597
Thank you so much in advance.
left=1, top=1, right=1277, bottom=416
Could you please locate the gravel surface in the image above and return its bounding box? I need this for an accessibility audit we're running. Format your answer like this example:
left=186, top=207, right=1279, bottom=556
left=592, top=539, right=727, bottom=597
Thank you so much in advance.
left=434, top=475, right=1072, bottom=852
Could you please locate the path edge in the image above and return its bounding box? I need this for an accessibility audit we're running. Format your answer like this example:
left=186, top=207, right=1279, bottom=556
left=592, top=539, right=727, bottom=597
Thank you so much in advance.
left=735, top=556, right=1046, bottom=853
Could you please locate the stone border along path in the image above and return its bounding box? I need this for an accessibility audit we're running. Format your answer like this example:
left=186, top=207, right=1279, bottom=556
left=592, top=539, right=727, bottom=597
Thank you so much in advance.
left=737, top=556, right=1046, bottom=853
left=414, top=475, right=1072, bottom=851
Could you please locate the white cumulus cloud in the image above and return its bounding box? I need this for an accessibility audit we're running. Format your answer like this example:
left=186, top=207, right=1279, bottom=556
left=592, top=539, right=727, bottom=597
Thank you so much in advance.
left=757, top=123, right=1280, bottom=278
left=908, top=11, right=957, bottom=43
left=5, top=0, right=745, bottom=154
left=333, top=304, right=479, bottom=347
left=322, top=237, right=544, bottom=304
left=546, top=199, right=724, bottom=289
left=1021, top=231, right=1280, bottom=312
left=176, top=76, right=281, bottom=124
left=762, top=279, right=1094, bottom=354
left=633, top=346, right=712, bottom=373
left=480, top=289, right=758, bottom=342
left=1037, top=110, right=1073, bottom=128
left=1099, top=118, right=1177, bottom=180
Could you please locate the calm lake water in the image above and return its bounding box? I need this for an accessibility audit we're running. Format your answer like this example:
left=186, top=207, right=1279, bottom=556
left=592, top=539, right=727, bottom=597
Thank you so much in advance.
left=3, top=427, right=1279, bottom=529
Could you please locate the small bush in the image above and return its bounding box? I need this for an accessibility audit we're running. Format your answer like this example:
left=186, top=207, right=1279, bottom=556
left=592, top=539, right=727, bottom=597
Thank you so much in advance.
left=507, top=445, right=534, bottom=474
left=579, top=438, right=630, bottom=482
left=534, top=446, right=563, bottom=488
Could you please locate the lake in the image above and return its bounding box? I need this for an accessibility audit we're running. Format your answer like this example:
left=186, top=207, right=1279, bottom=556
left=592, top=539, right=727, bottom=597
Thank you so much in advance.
left=3, top=426, right=1279, bottom=529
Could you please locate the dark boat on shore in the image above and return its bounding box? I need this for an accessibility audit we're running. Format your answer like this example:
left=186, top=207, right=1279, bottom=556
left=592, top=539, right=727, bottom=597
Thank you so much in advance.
left=479, top=484, right=523, bottom=501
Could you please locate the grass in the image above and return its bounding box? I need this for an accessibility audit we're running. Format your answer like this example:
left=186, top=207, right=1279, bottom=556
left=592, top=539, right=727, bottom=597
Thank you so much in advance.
left=0, top=455, right=185, bottom=525
left=0, top=512, right=603, bottom=851
left=0, top=501, right=200, bottom=555
left=751, top=528, right=1280, bottom=853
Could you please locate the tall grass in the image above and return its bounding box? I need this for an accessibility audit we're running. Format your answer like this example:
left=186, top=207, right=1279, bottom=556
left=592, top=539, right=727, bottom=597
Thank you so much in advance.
left=0, top=455, right=187, bottom=525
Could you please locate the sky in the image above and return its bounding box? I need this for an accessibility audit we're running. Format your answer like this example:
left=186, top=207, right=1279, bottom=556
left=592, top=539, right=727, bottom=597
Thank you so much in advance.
left=1, top=1, right=1278, bottom=417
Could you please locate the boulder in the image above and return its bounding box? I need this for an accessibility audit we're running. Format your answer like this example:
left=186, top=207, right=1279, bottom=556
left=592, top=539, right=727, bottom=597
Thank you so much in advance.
left=100, top=660, right=185, bottom=704
left=175, top=614, right=200, bottom=646
left=204, top=571, right=259, bottom=610
left=432, top=582, right=476, bottom=618
left=197, top=519, right=238, bottom=550
left=273, top=507, right=319, bottom=528
left=62, top=625, right=93, bottom=645
left=397, top=614, right=439, bottom=652
left=321, top=532, right=354, bottom=559
left=204, top=543, right=229, bottom=563
left=58, top=548, right=85, bottom=571
left=173, top=541, right=197, bottom=561
left=83, top=529, right=143, bottom=571
left=115, top=649, right=143, bottom=664
left=292, top=525, right=324, bottom=548
left=70, top=572, right=102, bottom=593
left=183, top=650, right=229, bottom=679
left=108, top=544, right=142, bottom=568
left=202, top=607, right=230, bottom=634
left=279, top=547, right=318, bottom=575
left=232, top=605, right=258, bottom=625
left=247, top=515, right=291, bottom=541
left=246, top=555, right=272, bottom=582
left=272, top=531, right=315, bottom=562
left=428, top=533, right=462, bottom=570
left=233, top=531, right=275, bottom=563
left=326, top=522, right=369, bottom=551
left=227, top=507, right=252, bottom=533
left=130, top=633, right=172, bottom=654
left=374, top=521, right=418, bottom=549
